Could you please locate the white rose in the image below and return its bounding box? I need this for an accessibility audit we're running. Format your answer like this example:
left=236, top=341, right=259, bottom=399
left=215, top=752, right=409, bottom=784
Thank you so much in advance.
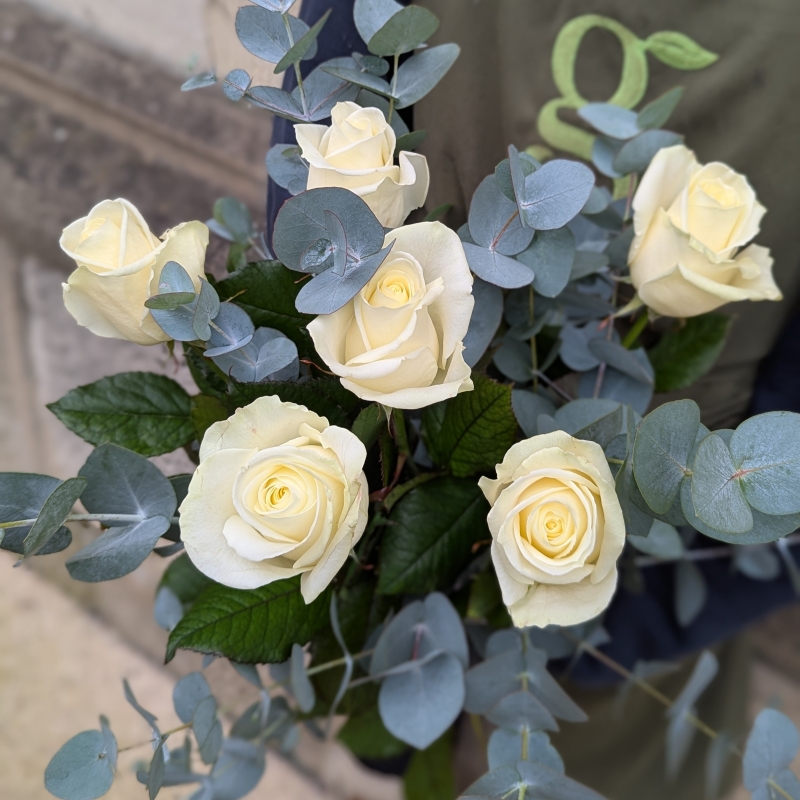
left=629, top=144, right=781, bottom=317
left=478, top=431, right=625, bottom=628
left=307, top=221, right=474, bottom=410
left=180, top=396, right=368, bottom=603
left=295, top=101, right=429, bottom=228
left=60, top=198, right=209, bottom=345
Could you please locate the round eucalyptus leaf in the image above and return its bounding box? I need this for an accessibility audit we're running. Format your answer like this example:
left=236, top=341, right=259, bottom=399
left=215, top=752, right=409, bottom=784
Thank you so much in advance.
left=213, top=327, right=299, bottom=383
left=292, top=61, right=360, bottom=121
left=743, top=709, right=800, bottom=793
left=290, top=643, right=316, bottom=712
left=368, top=5, right=439, bottom=57
left=174, top=672, right=212, bottom=723
left=378, top=651, right=464, bottom=749
left=78, top=443, right=177, bottom=520
left=516, top=228, right=575, bottom=298
left=354, top=0, right=403, bottom=44
left=734, top=545, right=781, bottom=581
left=588, top=340, right=654, bottom=385
left=578, top=103, right=641, bottom=140
left=516, top=159, right=595, bottom=230
left=613, top=130, right=684, bottom=175
left=235, top=7, right=315, bottom=65
left=266, top=143, right=309, bottom=195
left=633, top=400, right=700, bottom=515
left=512, top=390, right=556, bottom=438
left=222, top=69, right=251, bottom=101
left=204, top=303, right=255, bottom=358
left=295, top=244, right=393, bottom=314
left=591, top=135, right=624, bottom=179
left=393, top=44, right=460, bottom=109
left=273, top=187, right=385, bottom=273
left=485, top=689, right=557, bottom=732
left=674, top=559, right=707, bottom=627
left=468, top=175, right=533, bottom=256
left=628, top=520, right=684, bottom=560
left=690, top=433, right=753, bottom=535
left=487, top=728, right=564, bottom=772
left=45, top=730, right=115, bottom=800
left=463, top=243, right=534, bottom=289
left=209, top=738, right=266, bottom=800
left=462, top=277, right=503, bottom=367
left=729, top=412, right=800, bottom=516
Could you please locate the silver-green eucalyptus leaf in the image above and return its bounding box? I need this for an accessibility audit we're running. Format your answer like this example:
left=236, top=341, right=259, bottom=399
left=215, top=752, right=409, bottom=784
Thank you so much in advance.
left=578, top=102, right=641, bottom=140
left=637, top=86, right=684, bottom=130
left=613, top=129, right=684, bottom=175
left=235, top=7, right=315, bottom=64
left=393, top=44, right=460, bottom=109
left=516, top=228, right=575, bottom=298
left=222, top=68, right=251, bottom=101
left=44, top=730, right=116, bottom=800
left=462, top=277, right=503, bottom=367
left=275, top=8, right=331, bottom=74
left=354, top=0, right=403, bottom=44
left=367, top=5, right=439, bottom=57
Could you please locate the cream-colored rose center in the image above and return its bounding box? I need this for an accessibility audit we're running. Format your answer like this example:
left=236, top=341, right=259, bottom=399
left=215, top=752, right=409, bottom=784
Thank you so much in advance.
left=319, top=104, right=393, bottom=170
left=699, top=178, right=740, bottom=208
left=367, top=267, right=417, bottom=308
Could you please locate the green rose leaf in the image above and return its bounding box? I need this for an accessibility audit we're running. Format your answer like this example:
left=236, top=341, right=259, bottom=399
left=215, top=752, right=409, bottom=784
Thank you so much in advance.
left=377, top=477, right=490, bottom=595
left=47, top=372, right=195, bottom=458
left=423, top=374, right=518, bottom=477
left=190, top=395, right=229, bottom=442
left=338, top=708, right=407, bottom=760
left=645, top=31, right=719, bottom=71
left=649, top=314, right=731, bottom=393
left=215, top=261, right=315, bottom=358
left=166, top=577, right=331, bottom=663
left=228, top=378, right=360, bottom=429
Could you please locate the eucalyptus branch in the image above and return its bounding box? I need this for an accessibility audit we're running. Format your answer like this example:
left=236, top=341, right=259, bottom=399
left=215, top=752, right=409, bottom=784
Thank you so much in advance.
left=388, top=52, right=400, bottom=123
left=0, top=513, right=180, bottom=530
left=282, top=13, right=308, bottom=118
left=634, top=532, right=800, bottom=569
left=561, top=631, right=734, bottom=751
left=528, top=286, right=539, bottom=393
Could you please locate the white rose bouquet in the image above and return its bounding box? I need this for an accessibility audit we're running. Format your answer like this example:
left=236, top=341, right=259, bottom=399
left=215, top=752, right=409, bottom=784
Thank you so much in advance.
left=4, top=4, right=800, bottom=800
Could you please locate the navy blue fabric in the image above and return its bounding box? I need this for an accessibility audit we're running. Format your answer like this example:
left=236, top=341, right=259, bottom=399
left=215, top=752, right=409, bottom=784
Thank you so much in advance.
left=751, top=303, right=800, bottom=415
left=568, top=546, right=800, bottom=686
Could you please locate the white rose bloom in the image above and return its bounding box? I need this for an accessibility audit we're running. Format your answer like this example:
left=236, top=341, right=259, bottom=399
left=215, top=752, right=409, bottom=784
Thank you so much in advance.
left=61, top=198, right=208, bottom=345
left=295, top=101, right=429, bottom=228
left=629, top=144, right=781, bottom=317
left=180, top=396, right=369, bottom=604
left=307, top=221, right=474, bottom=410
left=479, top=431, right=626, bottom=628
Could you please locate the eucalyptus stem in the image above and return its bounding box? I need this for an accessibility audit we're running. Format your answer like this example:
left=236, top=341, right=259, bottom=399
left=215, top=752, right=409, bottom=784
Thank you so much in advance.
left=388, top=52, right=400, bottom=123
left=0, top=513, right=180, bottom=530
left=529, top=286, right=539, bottom=393
left=621, top=311, right=649, bottom=349
left=282, top=13, right=308, bottom=118
left=564, top=630, right=744, bottom=766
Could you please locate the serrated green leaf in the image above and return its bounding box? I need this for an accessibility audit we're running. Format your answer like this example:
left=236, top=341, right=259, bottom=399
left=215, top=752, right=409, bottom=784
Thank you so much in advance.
left=351, top=404, right=386, bottom=450
left=190, top=395, right=229, bottom=442
left=423, top=374, right=517, bottom=477
left=337, top=707, right=407, bottom=760
left=166, top=577, right=330, bottom=663
left=215, top=261, right=315, bottom=357
left=48, top=373, right=194, bottom=457
left=227, top=378, right=359, bottom=429
left=645, top=31, right=719, bottom=70
left=649, top=314, right=731, bottom=393
left=159, top=553, right=214, bottom=607
left=377, top=477, right=489, bottom=595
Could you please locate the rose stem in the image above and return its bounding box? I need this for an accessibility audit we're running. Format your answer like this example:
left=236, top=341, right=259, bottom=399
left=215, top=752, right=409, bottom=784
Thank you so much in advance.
left=621, top=310, right=649, bottom=349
